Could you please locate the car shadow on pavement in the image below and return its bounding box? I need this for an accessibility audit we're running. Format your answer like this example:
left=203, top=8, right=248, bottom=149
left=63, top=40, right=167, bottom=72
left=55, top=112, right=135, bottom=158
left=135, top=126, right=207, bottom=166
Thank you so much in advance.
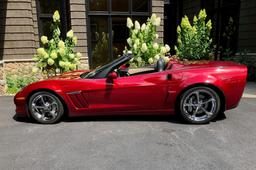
left=13, top=112, right=226, bottom=125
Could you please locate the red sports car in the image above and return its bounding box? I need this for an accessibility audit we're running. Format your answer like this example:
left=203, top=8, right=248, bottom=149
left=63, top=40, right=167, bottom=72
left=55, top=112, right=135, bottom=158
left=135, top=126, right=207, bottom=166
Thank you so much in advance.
left=14, top=54, right=247, bottom=124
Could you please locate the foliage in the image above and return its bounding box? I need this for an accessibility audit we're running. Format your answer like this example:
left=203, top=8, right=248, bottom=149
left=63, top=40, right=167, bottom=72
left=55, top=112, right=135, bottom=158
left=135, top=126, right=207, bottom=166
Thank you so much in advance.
left=6, top=75, right=37, bottom=94
left=33, top=11, right=81, bottom=77
left=124, top=14, right=170, bottom=67
left=91, top=32, right=118, bottom=69
left=223, top=49, right=256, bottom=81
left=175, top=9, right=212, bottom=60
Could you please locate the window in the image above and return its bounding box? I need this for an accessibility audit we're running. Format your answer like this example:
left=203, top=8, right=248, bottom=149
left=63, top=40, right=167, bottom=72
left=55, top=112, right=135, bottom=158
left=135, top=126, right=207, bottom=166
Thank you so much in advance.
left=201, top=0, right=240, bottom=58
left=87, top=0, right=151, bottom=68
left=36, top=0, right=70, bottom=39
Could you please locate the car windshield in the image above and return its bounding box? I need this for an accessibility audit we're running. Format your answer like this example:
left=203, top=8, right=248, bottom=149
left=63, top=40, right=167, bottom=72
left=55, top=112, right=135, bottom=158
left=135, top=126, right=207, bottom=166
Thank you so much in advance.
left=80, top=55, right=129, bottom=79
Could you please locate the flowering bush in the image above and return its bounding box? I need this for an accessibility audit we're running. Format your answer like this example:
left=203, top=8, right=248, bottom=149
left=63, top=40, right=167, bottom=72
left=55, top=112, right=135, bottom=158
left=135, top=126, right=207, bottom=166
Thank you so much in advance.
left=175, top=9, right=212, bottom=60
left=124, top=14, right=170, bottom=67
left=33, top=11, right=81, bottom=77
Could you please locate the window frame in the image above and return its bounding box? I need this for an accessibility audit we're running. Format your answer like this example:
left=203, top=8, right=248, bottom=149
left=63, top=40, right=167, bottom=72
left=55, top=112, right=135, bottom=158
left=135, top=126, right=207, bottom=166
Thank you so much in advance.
left=36, top=0, right=70, bottom=42
left=86, top=0, right=152, bottom=68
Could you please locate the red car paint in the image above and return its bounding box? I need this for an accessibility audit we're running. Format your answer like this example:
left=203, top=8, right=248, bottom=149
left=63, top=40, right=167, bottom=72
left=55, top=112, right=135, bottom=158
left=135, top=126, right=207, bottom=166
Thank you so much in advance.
left=14, top=61, right=247, bottom=117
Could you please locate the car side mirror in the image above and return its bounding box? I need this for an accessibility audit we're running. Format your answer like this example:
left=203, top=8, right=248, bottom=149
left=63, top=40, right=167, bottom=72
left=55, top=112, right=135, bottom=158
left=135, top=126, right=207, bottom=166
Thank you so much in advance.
left=107, top=72, right=118, bottom=80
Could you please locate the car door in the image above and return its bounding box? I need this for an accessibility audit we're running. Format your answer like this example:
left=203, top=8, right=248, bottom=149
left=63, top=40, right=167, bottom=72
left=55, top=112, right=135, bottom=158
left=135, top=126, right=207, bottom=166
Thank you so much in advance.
left=85, top=71, right=171, bottom=113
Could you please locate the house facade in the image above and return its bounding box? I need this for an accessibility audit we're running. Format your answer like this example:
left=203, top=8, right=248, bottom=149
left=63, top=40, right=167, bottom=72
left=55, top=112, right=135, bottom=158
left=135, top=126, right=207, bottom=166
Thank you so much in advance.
left=0, top=0, right=255, bottom=94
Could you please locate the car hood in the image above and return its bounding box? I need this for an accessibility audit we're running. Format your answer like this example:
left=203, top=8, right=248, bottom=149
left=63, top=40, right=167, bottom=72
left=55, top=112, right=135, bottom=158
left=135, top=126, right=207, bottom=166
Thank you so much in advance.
left=50, top=70, right=90, bottom=80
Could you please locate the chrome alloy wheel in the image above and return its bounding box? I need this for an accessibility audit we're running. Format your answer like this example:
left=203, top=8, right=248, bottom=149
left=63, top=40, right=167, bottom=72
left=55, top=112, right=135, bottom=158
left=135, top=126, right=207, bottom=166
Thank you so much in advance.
left=180, top=87, right=220, bottom=124
left=29, top=92, right=64, bottom=124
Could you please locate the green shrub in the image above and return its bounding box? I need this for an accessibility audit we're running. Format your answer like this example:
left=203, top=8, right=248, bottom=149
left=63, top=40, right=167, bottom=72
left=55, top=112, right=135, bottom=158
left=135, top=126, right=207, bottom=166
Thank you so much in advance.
left=124, top=14, right=170, bottom=67
left=175, top=9, right=213, bottom=60
left=33, top=11, right=81, bottom=77
left=223, top=49, right=256, bottom=81
left=6, top=75, right=37, bottom=94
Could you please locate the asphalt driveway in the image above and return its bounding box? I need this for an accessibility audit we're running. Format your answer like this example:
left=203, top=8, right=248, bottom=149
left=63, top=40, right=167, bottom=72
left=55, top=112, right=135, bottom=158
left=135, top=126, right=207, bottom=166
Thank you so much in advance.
left=0, top=95, right=256, bottom=170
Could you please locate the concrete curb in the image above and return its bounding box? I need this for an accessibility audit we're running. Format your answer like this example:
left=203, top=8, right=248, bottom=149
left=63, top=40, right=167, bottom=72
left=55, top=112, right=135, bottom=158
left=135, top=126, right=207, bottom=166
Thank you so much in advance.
left=242, top=93, right=256, bottom=99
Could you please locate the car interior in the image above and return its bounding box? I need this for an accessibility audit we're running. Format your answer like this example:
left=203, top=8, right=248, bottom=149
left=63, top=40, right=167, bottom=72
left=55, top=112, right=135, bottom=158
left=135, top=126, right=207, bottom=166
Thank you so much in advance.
left=117, top=58, right=167, bottom=77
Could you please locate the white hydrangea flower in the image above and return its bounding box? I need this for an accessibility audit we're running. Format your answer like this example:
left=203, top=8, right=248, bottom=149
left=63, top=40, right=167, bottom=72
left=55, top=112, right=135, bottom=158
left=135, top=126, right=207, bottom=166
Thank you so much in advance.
left=155, top=17, right=161, bottom=26
left=40, top=36, right=48, bottom=44
left=141, top=23, right=146, bottom=31
left=127, top=17, right=133, bottom=28
left=137, top=57, right=142, bottom=62
left=135, top=21, right=140, bottom=30
left=76, top=52, right=82, bottom=58
left=53, top=11, right=60, bottom=22
left=50, top=51, right=58, bottom=59
left=127, top=38, right=132, bottom=46
left=164, top=56, right=170, bottom=63
left=141, top=43, right=148, bottom=53
left=32, top=67, right=38, bottom=74
left=67, top=30, right=74, bottom=38
left=47, top=58, right=54, bottom=66
left=154, top=54, right=160, bottom=60
left=58, top=40, right=65, bottom=49
left=135, top=39, right=140, bottom=45
left=148, top=58, right=154, bottom=64
left=72, top=36, right=77, bottom=45
left=165, top=44, right=171, bottom=52
left=153, top=43, right=159, bottom=50
left=160, top=46, right=167, bottom=54
left=155, top=34, right=159, bottom=39
left=69, top=54, right=75, bottom=59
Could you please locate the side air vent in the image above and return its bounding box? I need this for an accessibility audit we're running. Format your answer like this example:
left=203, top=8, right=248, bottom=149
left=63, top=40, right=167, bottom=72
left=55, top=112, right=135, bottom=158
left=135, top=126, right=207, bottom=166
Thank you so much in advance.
left=67, top=91, right=88, bottom=109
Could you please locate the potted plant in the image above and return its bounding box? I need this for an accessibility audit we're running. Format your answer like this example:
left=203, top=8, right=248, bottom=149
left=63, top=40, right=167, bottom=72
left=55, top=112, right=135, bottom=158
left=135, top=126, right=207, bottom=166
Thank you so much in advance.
left=32, top=11, right=82, bottom=78
left=173, top=9, right=213, bottom=64
left=124, top=14, right=171, bottom=68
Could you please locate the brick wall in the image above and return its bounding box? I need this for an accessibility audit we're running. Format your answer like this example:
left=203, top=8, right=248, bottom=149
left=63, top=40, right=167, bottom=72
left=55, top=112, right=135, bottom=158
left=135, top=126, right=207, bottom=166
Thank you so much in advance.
left=70, top=0, right=89, bottom=69
left=1, top=0, right=36, bottom=60
left=152, top=0, right=164, bottom=44
left=0, top=63, right=4, bottom=95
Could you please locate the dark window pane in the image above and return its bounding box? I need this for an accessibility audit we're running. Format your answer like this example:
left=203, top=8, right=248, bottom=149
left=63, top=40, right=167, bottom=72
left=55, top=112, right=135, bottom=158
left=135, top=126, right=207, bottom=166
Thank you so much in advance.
left=132, top=0, right=149, bottom=12
left=131, top=16, right=148, bottom=25
left=112, top=0, right=129, bottom=11
left=112, top=17, right=129, bottom=59
left=39, top=0, right=61, bottom=14
left=41, top=19, right=53, bottom=38
left=89, top=0, right=108, bottom=11
left=90, top=16, right=110, bottom=68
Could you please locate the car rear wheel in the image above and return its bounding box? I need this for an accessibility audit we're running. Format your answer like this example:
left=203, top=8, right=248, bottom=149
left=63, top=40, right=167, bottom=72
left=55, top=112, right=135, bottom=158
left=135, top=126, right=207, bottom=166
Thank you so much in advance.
left=28, top=91, right=64, bottom=124
left=179, top=86, right=221, bottom=124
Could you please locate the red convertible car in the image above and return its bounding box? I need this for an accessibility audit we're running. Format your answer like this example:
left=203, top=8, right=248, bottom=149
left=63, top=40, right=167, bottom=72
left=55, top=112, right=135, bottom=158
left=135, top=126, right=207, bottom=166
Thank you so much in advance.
left=14, top=54, right=247, bottom=124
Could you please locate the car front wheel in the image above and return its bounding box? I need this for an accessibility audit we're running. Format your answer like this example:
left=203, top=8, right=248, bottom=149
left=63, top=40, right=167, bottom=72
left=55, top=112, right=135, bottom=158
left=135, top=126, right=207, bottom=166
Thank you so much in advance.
left=28, top=91, right=64, bottom=124
left=179, top=86, right=221, bottom=124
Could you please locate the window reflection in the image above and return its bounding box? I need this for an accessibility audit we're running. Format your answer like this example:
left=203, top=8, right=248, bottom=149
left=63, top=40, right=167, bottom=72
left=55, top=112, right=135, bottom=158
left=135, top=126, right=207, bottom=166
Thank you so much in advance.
left=89, top=0, right=108, bottom=11
left=132, top=0, right=149, bottom=12
left=112, top=0, right=129, bottom=11
left=90, top=16, right=110, bottom=69
left=88, top=0, right=150, bottom=68
left=39, top=0, right=61, bottom=14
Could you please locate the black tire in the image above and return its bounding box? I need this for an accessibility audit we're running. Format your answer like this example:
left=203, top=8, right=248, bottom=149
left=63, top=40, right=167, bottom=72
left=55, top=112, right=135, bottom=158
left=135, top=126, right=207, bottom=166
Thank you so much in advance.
left=179, top=86, right=221, bottom=124
left=28, top=91, right=64, bottom=124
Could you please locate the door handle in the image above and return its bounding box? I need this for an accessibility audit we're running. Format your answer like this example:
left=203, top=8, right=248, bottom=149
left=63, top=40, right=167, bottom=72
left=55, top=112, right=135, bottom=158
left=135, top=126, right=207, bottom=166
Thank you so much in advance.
left=167, top=74, right=172, bottom=80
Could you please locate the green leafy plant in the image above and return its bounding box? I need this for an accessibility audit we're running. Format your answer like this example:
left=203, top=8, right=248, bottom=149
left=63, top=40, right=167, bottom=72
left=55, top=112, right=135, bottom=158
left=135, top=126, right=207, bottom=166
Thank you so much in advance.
left=175, top=9, right=212, bottom=60
left=6, top=75, right=37, bottom=94
left=124, top=14, right=170, bottom=67
left=33, top=11, right=81, bottom=77
left=223, top=49, right=256, bottom=81
left=91, top=32, right=118, bottom=69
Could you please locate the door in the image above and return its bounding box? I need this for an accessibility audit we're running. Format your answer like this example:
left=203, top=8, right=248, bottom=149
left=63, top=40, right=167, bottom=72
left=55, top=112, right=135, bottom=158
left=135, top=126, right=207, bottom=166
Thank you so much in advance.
left=85, top=71, right=171, bottom=113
